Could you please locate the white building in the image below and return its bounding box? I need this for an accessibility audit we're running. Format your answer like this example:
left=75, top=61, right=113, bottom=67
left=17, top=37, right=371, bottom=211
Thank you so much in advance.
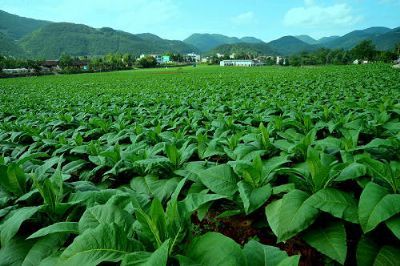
left=216, top=53, right=225, bottom=58
left=276, top=56, right=287, bottom=65
left=220, top=60, right=263, bottom=67
left=186, top=53, right=201, bottom=62
left=2, top=68, right=32, bottom=74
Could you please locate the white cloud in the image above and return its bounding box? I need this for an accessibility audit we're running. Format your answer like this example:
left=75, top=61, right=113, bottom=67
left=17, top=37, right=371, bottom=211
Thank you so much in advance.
left=231, top=11, right=255, bottom=25
left=284, top=3, right=361, bottom=28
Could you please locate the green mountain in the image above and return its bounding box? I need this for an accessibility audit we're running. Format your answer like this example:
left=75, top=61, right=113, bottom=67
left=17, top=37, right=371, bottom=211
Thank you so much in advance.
left=19, top=23, right=198, bottom=58
left=268, top=36, right=316, bottom=55
left=184, top=34, right=241, bottom=52
left=0, top=10, right=50, bottom=40
left=372, top=27, right=400, bottom=50
left=322, top=27, right=392, bottom=49
left=184, top=33, right=263, bottom=52
left=208, top=42, right=276, bottom=56
left=318, top=36, right=340, bottom=44
left=240, top=37, right=264, bottom=44
left=0, top=32, right=25, bottom=56
left=295, top=35, right=318, bottom=45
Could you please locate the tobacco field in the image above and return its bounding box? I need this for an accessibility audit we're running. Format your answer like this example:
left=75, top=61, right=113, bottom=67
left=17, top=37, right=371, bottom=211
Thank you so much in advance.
left=0, top=64, right=400, bottom=265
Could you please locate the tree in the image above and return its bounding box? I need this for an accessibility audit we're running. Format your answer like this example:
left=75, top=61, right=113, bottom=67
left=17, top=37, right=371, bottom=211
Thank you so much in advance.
left=59, top=54, right=73, bottom=68
left=137, top=56, right=157, bottom=68
left=377, top=50, right=397, bottom=63
left=0, top=55, right=4, bottom=72
left=26, top=59, right=42, bottom=73
left=351, top=40, right=377, bottom=61
left=394, top=43, right=400, bottom=57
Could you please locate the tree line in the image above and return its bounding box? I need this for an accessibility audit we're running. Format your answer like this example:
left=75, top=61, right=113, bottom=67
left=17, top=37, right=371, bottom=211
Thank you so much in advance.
left=1, top=52, right=195, bottom=75
left=210, top=40, right=400, bottom=66
left=287, top=40, right=400, bottom=66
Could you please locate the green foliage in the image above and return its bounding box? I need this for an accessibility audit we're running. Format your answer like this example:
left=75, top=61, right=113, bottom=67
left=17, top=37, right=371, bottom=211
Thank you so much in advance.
left=137, top=56, right=157, bottom=68
left=351, top=40, right=377, bottom=60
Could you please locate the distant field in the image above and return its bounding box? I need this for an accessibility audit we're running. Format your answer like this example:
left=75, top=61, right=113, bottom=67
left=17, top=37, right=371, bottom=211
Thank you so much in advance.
left=1, top=64, right=400, bottom=265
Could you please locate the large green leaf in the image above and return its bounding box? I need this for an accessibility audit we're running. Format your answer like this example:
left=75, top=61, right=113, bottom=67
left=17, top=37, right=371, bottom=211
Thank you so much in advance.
left=60, top=223, right=143, bottom=266
left=265, top=190, right=318, bottom=242
left=386, top=215, right=400, bottom=239
left=242, top=240, right=293, bottom=266
left=336, top=162, right=366, bottom=181
left=373, top=246, right=400, bottom=266
left=0, top=163, right=27, bottom=195
left=197, top=164, right=238, bottom=196
left=27, top=222, right=79, bottom=239
left=303, top=221, right=347, bottom=264
left=181, top=193, right=226, bottom=213
left=78, top=204, right=134, bottom=233
left=0, top=237, right=35, bottom=266
left=238, top=181, right=272, bottom=214
left=22, top=234, right=66, bottom=266
left=358, top=182, right=400, bottom=233
left=1, top=206, right=40, bottom=246
left=277, top=255, right=301, bottom=266
left=356, top=237, right=380, bottom=266
left=306, top=188, right=358, bottom=223
left=185, top=232, right=245, bottom=266
left=122, top=239, right=170, bottom=266
left=147, top=177, right=180, bottom=202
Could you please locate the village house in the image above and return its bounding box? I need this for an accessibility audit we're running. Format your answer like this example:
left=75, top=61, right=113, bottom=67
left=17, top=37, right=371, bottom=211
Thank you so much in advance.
left=139, top=54, right=171, bottom=64
left=186, top=53, right=201, bottom=62
left=41, top=60, right=61, bottom=72
left=2, top=68, right=33, bottom=75
left=220, top=59, right=264, bottom=67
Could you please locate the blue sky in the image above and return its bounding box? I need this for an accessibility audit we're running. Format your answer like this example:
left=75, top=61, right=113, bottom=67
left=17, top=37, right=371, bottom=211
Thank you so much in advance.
left=1, top=0, right=399, bottom=41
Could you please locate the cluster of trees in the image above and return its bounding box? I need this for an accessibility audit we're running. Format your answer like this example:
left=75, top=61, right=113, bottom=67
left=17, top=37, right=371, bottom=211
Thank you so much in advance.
left=1, top=51, right=193, bottom=75
left=59, top=53, right=136, bottom=73
left=0, top=55, right=42, bottom=72
left=288, top=40, right=400, bottom=66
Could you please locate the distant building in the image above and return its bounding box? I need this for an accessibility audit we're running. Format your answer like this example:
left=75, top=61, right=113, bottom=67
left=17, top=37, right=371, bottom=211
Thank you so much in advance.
left=216, top=53, right=225, bottom=58
left=229, top=53, right=236, bottom=59
left=220, top=59, right=264, bottom=67
left=41, top=60, right=61, bottom=72
left=201, top=57, right=210, bottom=63
left=2, top=68, right=33, bottom=74
left=162, top=55, right=171, bottom=63
left=72, top=60, right=89, bottom=70
left=276, top=56, right=286, bottom=65
left=140, top=54, right=171, bottom=64
left=186, top=53, right=201, bottom=62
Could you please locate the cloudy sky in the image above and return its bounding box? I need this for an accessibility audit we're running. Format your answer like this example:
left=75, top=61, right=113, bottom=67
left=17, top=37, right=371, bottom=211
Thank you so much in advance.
left=1, top=0, right=399, bottom=41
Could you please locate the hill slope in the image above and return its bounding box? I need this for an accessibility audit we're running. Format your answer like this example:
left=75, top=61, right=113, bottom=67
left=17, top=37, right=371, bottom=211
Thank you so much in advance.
left=322, top=27, right=392, bottom=49
left=372, top=27, right=400, bottom=50
left=20, top=23, right=198, bottom=58
left=184, top=34, right=242, bottom=52
left=0, top=32, right=25, bottom=56
left=295, top=35, right=318, bottom=45
left=0, top=10, right=50, bottom=40
left=184, top=33, right=263, bottom=52
left=318, top=36, right=340, bottom=44
left=268, top=36, right=316, bottom=55
left=208, top=42, right=276, bottom=56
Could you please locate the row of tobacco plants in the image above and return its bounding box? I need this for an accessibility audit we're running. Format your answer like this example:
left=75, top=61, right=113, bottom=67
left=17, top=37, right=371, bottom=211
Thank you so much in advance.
left=0, top=64, right=400, bottom=265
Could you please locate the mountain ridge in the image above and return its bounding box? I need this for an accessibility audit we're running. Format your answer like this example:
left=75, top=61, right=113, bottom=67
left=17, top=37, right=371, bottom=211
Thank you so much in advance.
left=0, top=9, right=399, bottom=58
